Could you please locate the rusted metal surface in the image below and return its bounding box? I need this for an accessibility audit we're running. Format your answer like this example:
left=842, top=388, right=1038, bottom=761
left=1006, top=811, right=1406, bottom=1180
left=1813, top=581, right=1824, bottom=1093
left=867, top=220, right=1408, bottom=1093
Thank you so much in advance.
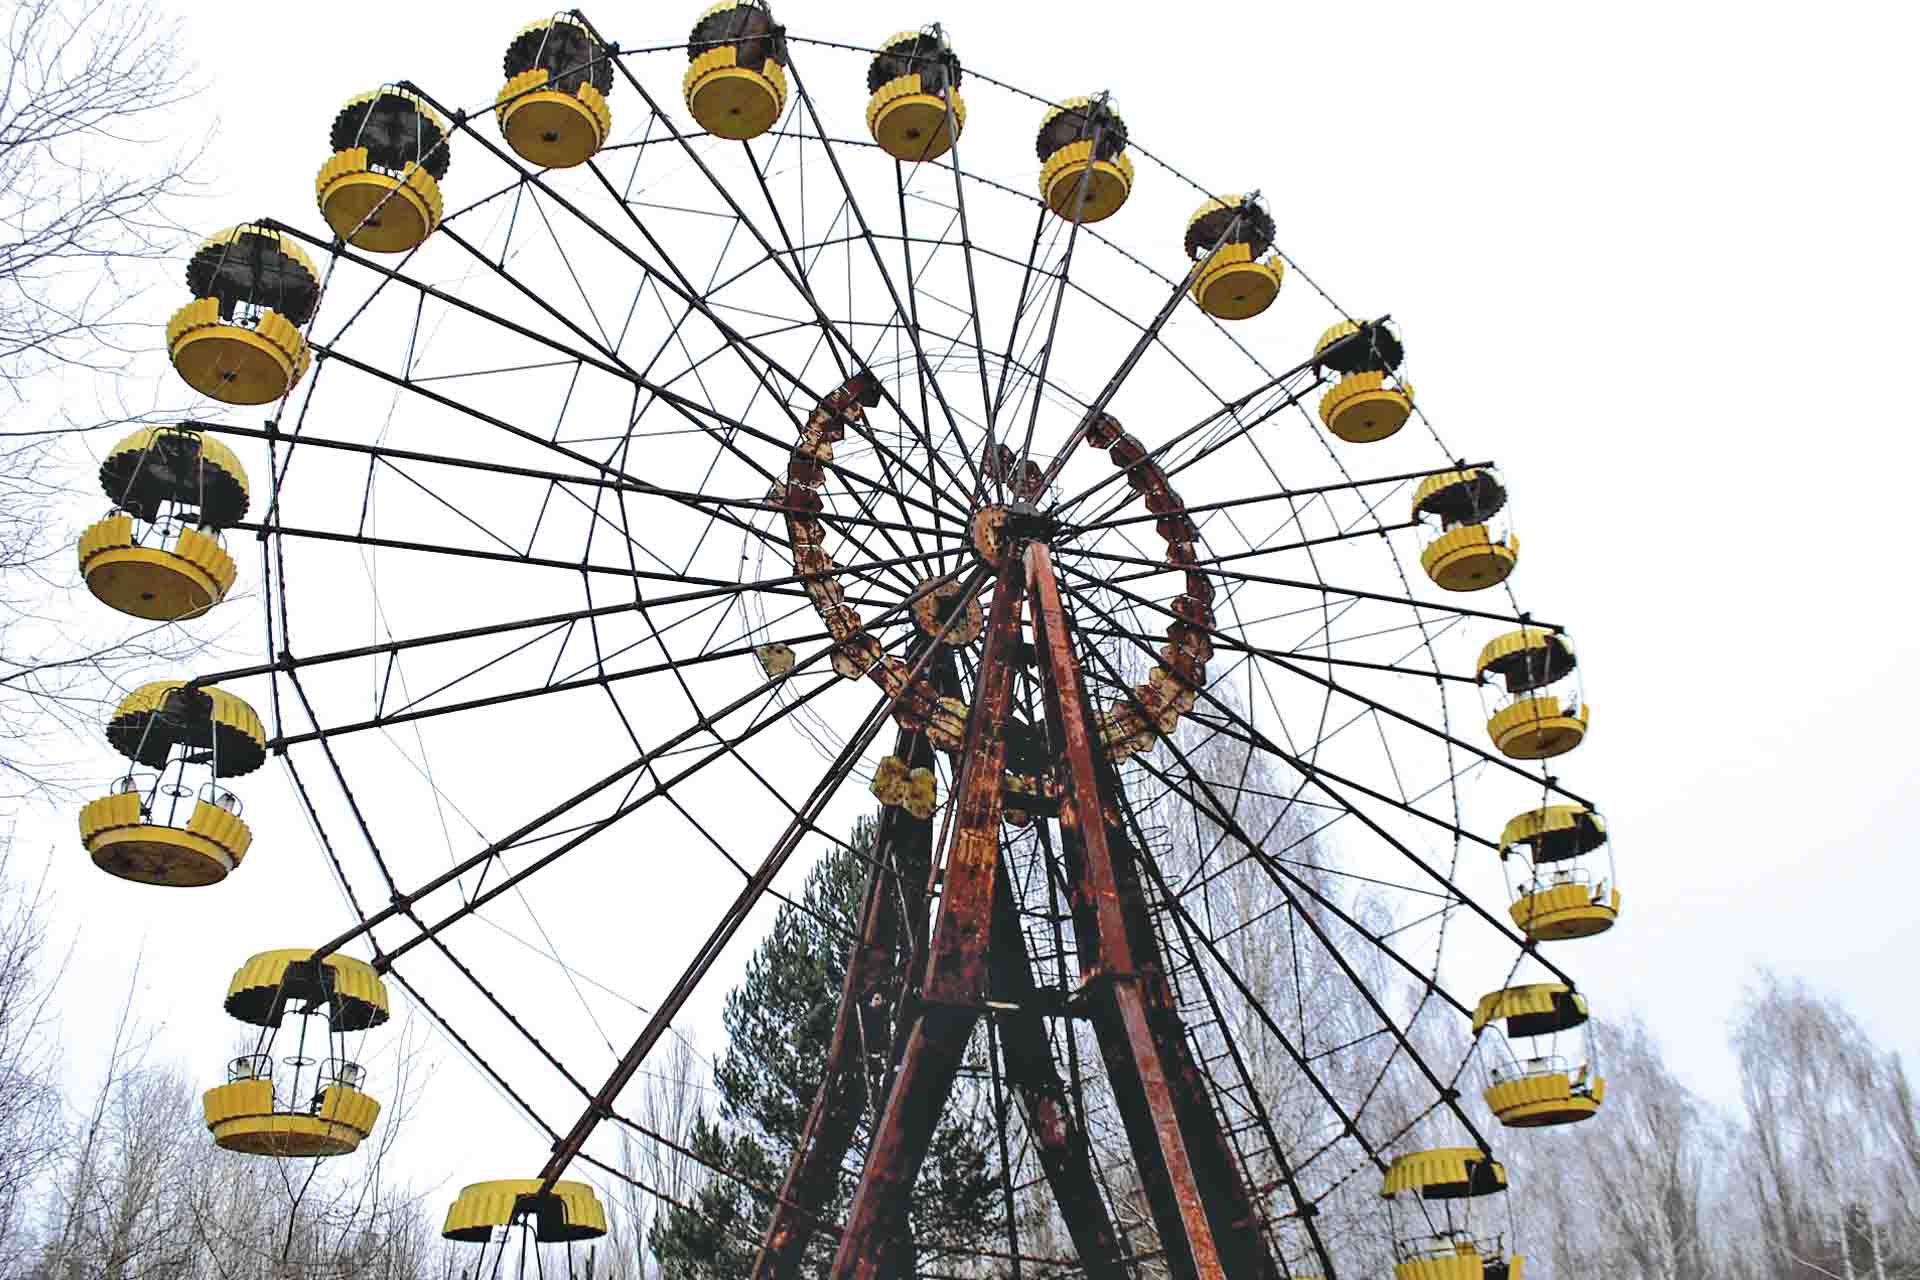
left=828, top=566, right=1025, bottom=1278
left=830, top=1008, right=978, bottom=1280
left=983, top=443, right=1046, bottom=500
left=753, top=726, right=933, bottom=1279
left=910, top=573, right=985, bottom=645
left=1112, top=878, right=1282, bottom=1278
left=800, top=533, right=1268, bottom=1279
left=919, top=564, right=1024, bottom=1009
left=780, top=372, right=969, bottom=751
left=1079, top=421, right=1215, bottom=765
left=1026, top=542, right=1279, bottom=1280
left=987, top=864, right=1127, bottom=1277
left=970, top=504, right=1010, bottom=567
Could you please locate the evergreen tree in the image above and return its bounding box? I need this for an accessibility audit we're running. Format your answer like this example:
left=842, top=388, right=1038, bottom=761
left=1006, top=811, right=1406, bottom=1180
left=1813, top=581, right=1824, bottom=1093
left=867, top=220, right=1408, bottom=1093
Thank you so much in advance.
left=644, top=1117, right=779, bottom=1277
left=650, top=816, right=1001, bottom=1277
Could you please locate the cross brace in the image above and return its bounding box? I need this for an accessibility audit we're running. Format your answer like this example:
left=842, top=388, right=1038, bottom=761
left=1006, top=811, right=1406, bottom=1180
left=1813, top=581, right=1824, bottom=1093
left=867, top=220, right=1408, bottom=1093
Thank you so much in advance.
left=775, top=542, right=1278, bottom=1279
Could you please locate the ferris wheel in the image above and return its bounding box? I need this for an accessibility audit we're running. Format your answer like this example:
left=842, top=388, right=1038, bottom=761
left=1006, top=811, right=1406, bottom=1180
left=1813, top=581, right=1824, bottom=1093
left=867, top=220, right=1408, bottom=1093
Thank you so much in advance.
left=73, top=5, right=1625, bottom=1277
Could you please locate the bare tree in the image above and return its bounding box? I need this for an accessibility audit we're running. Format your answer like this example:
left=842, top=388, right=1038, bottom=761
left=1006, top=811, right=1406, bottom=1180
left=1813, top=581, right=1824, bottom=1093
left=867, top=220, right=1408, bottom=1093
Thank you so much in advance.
left=600, top=1034, right=710, bottom=1278
left=0, top=833, right=64, bottom=1272
left=1735, top=971, right=1920, bottom=1280
left=1513, top=1015, right=1732, bottom=1280
left=0, top=0, right=207, bottom=801
left=0, top=0, right=198, bottom=387
left=1139, top=713, right=1422, bottom=1275
left=31, top=1009, right=454, bottom=1280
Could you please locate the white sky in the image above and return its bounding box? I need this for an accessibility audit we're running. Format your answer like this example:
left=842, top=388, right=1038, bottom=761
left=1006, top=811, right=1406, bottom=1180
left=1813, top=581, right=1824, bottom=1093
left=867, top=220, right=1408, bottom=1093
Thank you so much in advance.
left=15, top=0, right=1920, bottom=1209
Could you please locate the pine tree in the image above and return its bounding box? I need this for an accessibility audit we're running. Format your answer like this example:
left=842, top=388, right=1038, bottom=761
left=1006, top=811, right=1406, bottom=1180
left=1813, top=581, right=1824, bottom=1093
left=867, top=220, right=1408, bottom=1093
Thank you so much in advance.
left=650, top=816, right=1002, bottom=1277
left=644, top=1117, right=779, bottom=1277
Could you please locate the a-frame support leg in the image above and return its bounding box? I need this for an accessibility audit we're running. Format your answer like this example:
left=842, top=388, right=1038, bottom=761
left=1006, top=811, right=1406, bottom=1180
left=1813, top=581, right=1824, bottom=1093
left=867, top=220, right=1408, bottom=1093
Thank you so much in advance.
left=820, top=543, right=1277, bottom=1278
left=753, top=725, right=934, bottom=1279
left=988, top=865, right=1129, bottom=1276
left=1026, top=542, right=1280, bottom=1280
left=827, top=567, right=1026, bottom=1278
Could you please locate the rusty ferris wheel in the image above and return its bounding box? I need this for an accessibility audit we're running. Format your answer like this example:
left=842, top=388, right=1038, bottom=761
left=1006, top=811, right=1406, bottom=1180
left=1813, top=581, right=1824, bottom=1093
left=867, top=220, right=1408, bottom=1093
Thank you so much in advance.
left=73, top=6, right=1623, bottom=1277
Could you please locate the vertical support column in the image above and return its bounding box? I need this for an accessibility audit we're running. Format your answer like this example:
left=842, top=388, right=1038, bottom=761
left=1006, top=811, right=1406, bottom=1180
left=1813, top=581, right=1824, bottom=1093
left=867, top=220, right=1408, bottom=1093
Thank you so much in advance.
left=1025, top=542, right=1279, bottom=1280
left=987, top=868, right=1129, bottom=1277
left=828, top=565, right=1026, bottom=1280
left=753, top=728, right=934, bottom=1280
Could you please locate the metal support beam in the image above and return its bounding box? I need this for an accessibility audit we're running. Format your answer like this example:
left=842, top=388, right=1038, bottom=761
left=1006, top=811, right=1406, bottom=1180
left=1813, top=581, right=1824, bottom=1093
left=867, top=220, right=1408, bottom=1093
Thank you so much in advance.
left=753, top=728, right=934, bottom=1280
left=1026, top=542, right=1279, bottom=1280
left=987, top=862, right=1127, bottom=1277
left=827, top=563, right=1026, bottom=1278
left=534, top=690, right=899, bottom=1192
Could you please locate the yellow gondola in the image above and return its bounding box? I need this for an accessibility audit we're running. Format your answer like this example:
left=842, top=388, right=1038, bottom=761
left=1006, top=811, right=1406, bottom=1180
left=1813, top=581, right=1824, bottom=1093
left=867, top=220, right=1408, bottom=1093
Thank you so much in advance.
left=1313, top=320, right=1413, bottom=443
left=203, top=949, right=387, bottom=1156
left=1382, top=1147, right=1507, bottom=1200
left=684, top=0, right=788, bottom=141
left=497, top=15, right=615, bottom=168
left=1413, top=468, right=1519, bottom=592
left=1473, top=983, right=1606, bottom=1128
left=1393, top=1238, right=1526, bottom=1280
left=1382, top=1149, right=1523, bottom=1280
left=168, top=224, right=319, bottom=405
left=79, top=681, right=265, bottom=887
left=78, top=426, right=248, bottom=621
left=317, top=87, right=450, bottom=252
left=1037, top=96, right=1133, bottom=223
left=444, top=1178, right=608, bottom=1243
left=1476, top=628, right=1588, bottom=759
left=1185, top=195, right=1284, bottom=321
left=866, top=29, right=966, bottom=162
left=1500, top=804, right=1620, bottom=940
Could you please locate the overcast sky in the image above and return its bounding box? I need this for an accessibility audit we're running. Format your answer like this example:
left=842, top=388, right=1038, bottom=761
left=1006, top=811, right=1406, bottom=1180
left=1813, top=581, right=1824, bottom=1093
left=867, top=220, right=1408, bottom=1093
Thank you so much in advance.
left=16, top=0, right=1920, bottom=1201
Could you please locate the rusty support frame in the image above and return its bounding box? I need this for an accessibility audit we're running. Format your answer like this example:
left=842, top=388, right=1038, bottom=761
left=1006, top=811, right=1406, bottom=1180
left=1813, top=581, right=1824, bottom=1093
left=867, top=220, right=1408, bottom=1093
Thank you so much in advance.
left=753, top=727, right=935, bottom=1279
left=810, top=542, right=1279, bottom=1279
left=1025, top=542, right=1279, bottom=1280
left=987, top=867, right=1128, bottom=1276
left=827, top=565, right=1027, bottom=1278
